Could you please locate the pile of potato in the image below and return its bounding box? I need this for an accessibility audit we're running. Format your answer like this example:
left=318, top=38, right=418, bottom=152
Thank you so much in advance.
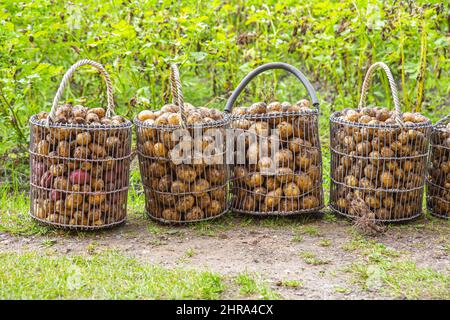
left=30, top=104, right=131, bottom=227
left=427, top=123, right=450, bottom=217
left=230, top=99, right=323, bottom=214
left=136, top=103, right=228, bottom=222
left=330, top=107, right=431, bottom=220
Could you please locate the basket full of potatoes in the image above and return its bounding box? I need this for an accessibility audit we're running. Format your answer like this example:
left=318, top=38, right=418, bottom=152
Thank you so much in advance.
left=225, top=62, right=324, bottom=215
left=134, top=64, right=230, bottom=223
left=29, top=60, right=132, bottom=229
left=329, top=62, right=432, bottom=222
left=426, top=116, right=450, bottom=219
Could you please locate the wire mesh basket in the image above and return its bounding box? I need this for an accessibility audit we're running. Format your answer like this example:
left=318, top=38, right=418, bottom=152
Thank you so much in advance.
left=225, top=62, right=324, bottom=216
left=329, top=62, right=432, bottom=222
left=426, top=114, right=450, bottom=219
left=134, top=64, right=230, bottom=224
left=29, top=59, right=133, bottom=230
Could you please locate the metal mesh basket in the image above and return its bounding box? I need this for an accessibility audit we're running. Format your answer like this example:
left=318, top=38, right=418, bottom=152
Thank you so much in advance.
left=225, top=62, right=324, bottom=215
left=29, top=60, right=133, bottom=230
left=426, top=115, right=450, bottom=219
left=134, top=64, right=230, bottom=224
left=329, top=62, right=432, bottom=222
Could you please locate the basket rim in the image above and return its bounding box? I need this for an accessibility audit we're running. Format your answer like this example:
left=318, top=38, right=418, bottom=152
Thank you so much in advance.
left=329, top=109, right=432, bottom=129
left=229, top=109, right=319, bottom=120
left=133, top=114, right=230, bottom=130
left=29, top=114, right=133, bottom=129
left=145, top=207, right=229, bottom=224
left=231, top=204, right=325, bottom=216
left=29, top=211, right=126, bottom=230
left=329, top=205, right=422, bottom=223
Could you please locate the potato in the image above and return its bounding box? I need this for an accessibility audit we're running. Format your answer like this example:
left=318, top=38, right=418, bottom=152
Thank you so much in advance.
left=277, top=121, right=294, bottom=139
left=279, top=199, right=299, bottom=212
left=265, top=177, right=280, bottom=191
left=294, top=173, right=313, bottom=191
left=176, top=165, right=197, bottom=183
left=76, top=132, right=92, bottom=146
left=186, top=207, right=204, bottom=220
left=247, top=102, right=267, bottom=114
left=197, top=194, right=211, bottom=210
left=137, top=110, right=155, bottom=122
left=264, top=188, right=282, bottom=208
left=149, top=162, right=168, bottom=178
left=89, top=143, right=106, bottom=158
left=65, top=194, right=83, bottom=210
left=283, top=183, right=300, bottom=197
left=171, top=180, right=188, bottom=193
left=175, top=195, right=195, bottom=213
left=50, top=164, right=67, bottom=177
left=246, top=173, right=264, bottom=188
left=210, top=187, right=227, bottom=201
left=276, top=167, right=294, bottom=183
left=344, top=175, right=358, bottom=187
left=300, top=195, right=319, bottom=209
left=88, top=194, right=106, bottom=205
left=274, top=149, right=293, bottom=166
left=157, top=175, right=172, bottom=192
left=193, top=179, right=210, bottom=196
left=36, top=140, right=50, bottom=155
left=69, top=169, right=91, bottom=184
left=249, top=121, right=270, bottom=136
left=205, top=167, right=226, bottom=185
left=380, top=171, right=394, bottom=188
left=162, top=208, right=181, bottom=221
left=205, top=200, right=223, bottom=216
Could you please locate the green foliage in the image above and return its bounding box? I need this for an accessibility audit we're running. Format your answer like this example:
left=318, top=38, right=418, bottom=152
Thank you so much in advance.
left=0, top=0, right=448, bottom=159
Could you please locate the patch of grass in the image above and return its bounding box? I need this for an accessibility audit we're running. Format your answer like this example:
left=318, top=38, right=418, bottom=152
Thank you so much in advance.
left=185, top=248, right=195, bottom=258
left=319, top=239, right=332, bottom=247
left=235, top=272, right=281, bottom=300
left=334, top=286, right=351, bottom=294
left=276, top=279, right=303, bottom=288
left=349, top=257, right=450, bottom=299
left=39, top=239, right=57, bottom=248
left=300, top=226, right=320, bottom=237
left=0, top=189, right=52, bottom=236
left=292, top=234, right=304, bottom=243
left=341, top=234, right=401, bottom=259
left=300, top=251, right=330, bottom=266
left=0, top=250, right=226, bottom=299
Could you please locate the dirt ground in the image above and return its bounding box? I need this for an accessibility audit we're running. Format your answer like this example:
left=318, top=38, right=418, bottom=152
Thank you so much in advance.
left=0, top=211, right=448, bottom=299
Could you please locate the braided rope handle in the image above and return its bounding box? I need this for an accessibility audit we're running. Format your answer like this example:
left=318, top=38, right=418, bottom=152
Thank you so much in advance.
left=170, top=64, right=187, bottom=126
left=225, top=62, right=319, bottom=113
left=47, top=59, right=115, bottom=122
left=435, top=111, right=450, bottom=127
left=358, top=62, right=403, bottom=125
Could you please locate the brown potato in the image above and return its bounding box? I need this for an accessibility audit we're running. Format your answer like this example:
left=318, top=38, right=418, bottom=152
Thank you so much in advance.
left=176, top=165, right=197, bottom=183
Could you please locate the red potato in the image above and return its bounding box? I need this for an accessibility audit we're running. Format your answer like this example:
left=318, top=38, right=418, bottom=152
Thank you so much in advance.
left=69, top=169, right=91, bottom=185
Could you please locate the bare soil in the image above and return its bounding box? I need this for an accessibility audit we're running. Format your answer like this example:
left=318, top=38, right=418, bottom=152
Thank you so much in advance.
left=0, top=211, right=448, bottom=299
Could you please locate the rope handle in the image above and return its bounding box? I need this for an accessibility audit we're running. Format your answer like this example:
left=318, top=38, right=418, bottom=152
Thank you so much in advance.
left=170, top=64, right=187, bottom=127
left=224, top=62, right=319, bottom=113
left=358, top=62, right=403, bottom=125
left=47, top=59, right=115, bottom=122
left=435, top=111, right=450, bottom=127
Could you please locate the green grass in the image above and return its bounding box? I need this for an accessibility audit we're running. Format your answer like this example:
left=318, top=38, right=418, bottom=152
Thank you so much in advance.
left=235, top=272, right=281, bottom=300
left=342, top=233, right=449, bottom=299
left=276, top=279, right=303, bottom=288
left=0, top=250, right=225, bottom=299
left=300, top=251, right=330, bottom=266
left=349, top=257, right=449, bottom=299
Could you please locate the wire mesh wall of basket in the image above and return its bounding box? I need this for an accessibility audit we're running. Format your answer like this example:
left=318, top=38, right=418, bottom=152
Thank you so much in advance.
left=329, top=62, right=432, bottom=222
left=134, top=64, right=230, bottom=223
left=426, top=114, right=450, bottom=219
left=225, top=62, right=324, bottom=215
left=29, top=60, right=133, bottom=230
